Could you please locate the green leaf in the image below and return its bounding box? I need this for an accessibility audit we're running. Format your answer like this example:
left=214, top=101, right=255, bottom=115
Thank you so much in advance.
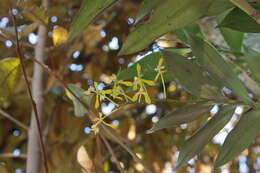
left=217, top=9, right=244, bottom=53
left=188, top=34, right=251, bottom=103
left=244, top=46, right=260, bottom=82
left=220, top=28, right=244, bottom=53
left=205, top=0, right=233, bottom=16
left=218, top=6, right=260, bottom=33
left=119, top=0, right=214, bottom=55
left=148, top=102, right=213, bottom=133
left=0, top=58, right=20, bottom=102
left=117, top=51, right=175, bottom=81
left=215, top=109, right=260, bottom=168
left=172, top=23, right=204, bottom=45
left=163, top=50, right=226, bottom=101
left=135, top=0, right=160, bottom=24
left=68, top=0, right=118, bottom=41
left=67, top=84, right=92, bottom=117
left=118, top=52, right=161, bottom=80
left=174, top=106, right=235, bottom=170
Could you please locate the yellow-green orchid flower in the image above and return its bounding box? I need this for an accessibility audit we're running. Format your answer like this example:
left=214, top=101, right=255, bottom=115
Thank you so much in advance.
left=111, top=74, right=133, bottom=102
left=154, top=58, right=167, bottom=99
left=87, top=82, right=118, bottom=109
left=91, top=112, right=116, bottom=134
left=132, top=64, right=155, bottom=104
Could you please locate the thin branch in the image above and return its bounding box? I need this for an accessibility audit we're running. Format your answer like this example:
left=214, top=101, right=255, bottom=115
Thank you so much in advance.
left=100, top=135, right=125, bottom=173
left=0, top=108, right=28, bottom=130
left=27, top=56, right=93, bottom=121
left=102, top=126, right=153, bottom=173
left=7, top=1, right=49, bottom=173
left=0, top=153, right=27, bottom=159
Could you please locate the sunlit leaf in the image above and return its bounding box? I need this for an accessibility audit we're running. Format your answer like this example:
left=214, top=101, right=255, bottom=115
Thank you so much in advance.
left=188, top=34, right=251, bottom=103
left=218, top=5, right=260, bottom=33
left=148, top=102, right=213, bottom=133
left=119, top=0, right=233, bottom=55
left=174, top=106, right=235, bottom=170
left=68, top=0, right=119, bottom=41
left=162, top=50, right=225, bottom=101
left=244, top=46, right=260, bottom=82
left=53, top=27, right=68, bottom=46
left=66, top=84, right=92, bottom=117
left=0, top=58, right=20, bottom=102
left=215, top=109, right=260, bottom=168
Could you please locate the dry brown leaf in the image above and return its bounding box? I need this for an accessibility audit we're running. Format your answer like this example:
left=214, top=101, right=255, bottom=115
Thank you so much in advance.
left=77, top=145, right=94, bottom=173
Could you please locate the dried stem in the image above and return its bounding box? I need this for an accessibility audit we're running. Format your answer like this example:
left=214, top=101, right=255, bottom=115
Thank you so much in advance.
left=0, top=108, right=28, bottom=130
left=102, top=126, right=153, bottom=173
left=0, top=153, right=27, bottom=159
left=7, top=1, right=49, bottom=173
left=100, top=135, right=125, bottom=173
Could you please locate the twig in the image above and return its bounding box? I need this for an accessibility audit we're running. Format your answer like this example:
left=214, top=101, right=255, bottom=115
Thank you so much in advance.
left=0, top=153, right=27, bottom=159
left=102, top=126, right=153, bottom=173
left=0, top=108, right=28, bottom=130
left=27, top=56, right=93, bottom=120
left=100, top=135, right=125, bottom=173
left=7, top=1, right=49, bottom=173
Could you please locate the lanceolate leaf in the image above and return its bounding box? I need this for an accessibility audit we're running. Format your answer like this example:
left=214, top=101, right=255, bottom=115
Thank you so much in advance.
left=119, top=0, right=214, bottom=55
left=148, top=102, right=213, bottom=133
left=206, top=0, right=233, bottom=16
left=134, top=0, right=161, bottom=24
left=163, top=50, right=225, bottom=101
left=117, top=51, right=175, bottom=81
left=244, top=46, right=260, bottom=82
left=188, top=34, right=251, bottom=103
left=118, top=52, right=162, bottom=81
left=68, top=0, right=118, bottom=41
left=220, top=28, right=244, bottom=53
left=215, top=109, right=260, bottom=168
left=173, top=23, right=204, bottom=45
left=217, top=10, right=244, bottom=53
left=218, top=5, right=260, bottom=33
left=67, top=84, right=92, bottom=117
left=174, top=106, right=235, bottom=170
left=0, top=58, right=20, bottom=102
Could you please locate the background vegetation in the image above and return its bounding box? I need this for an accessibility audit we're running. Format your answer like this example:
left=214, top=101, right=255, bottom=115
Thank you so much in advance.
left=0, top=0, right=260, bottom=173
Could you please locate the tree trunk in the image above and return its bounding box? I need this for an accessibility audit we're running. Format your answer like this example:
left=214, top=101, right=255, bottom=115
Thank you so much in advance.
left=26, top=0, right=48, bottom=172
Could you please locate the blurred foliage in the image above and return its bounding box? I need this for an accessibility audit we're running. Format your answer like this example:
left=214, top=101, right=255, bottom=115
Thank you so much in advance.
left=0, top=0, right=260, bottom=173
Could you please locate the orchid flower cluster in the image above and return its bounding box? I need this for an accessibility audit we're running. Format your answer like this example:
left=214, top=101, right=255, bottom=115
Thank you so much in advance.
left=85, top=58, right=168, bottom=134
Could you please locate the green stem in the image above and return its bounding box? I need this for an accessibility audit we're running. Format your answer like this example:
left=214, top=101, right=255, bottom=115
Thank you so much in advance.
left=160, top=73, right=167, bottom=99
